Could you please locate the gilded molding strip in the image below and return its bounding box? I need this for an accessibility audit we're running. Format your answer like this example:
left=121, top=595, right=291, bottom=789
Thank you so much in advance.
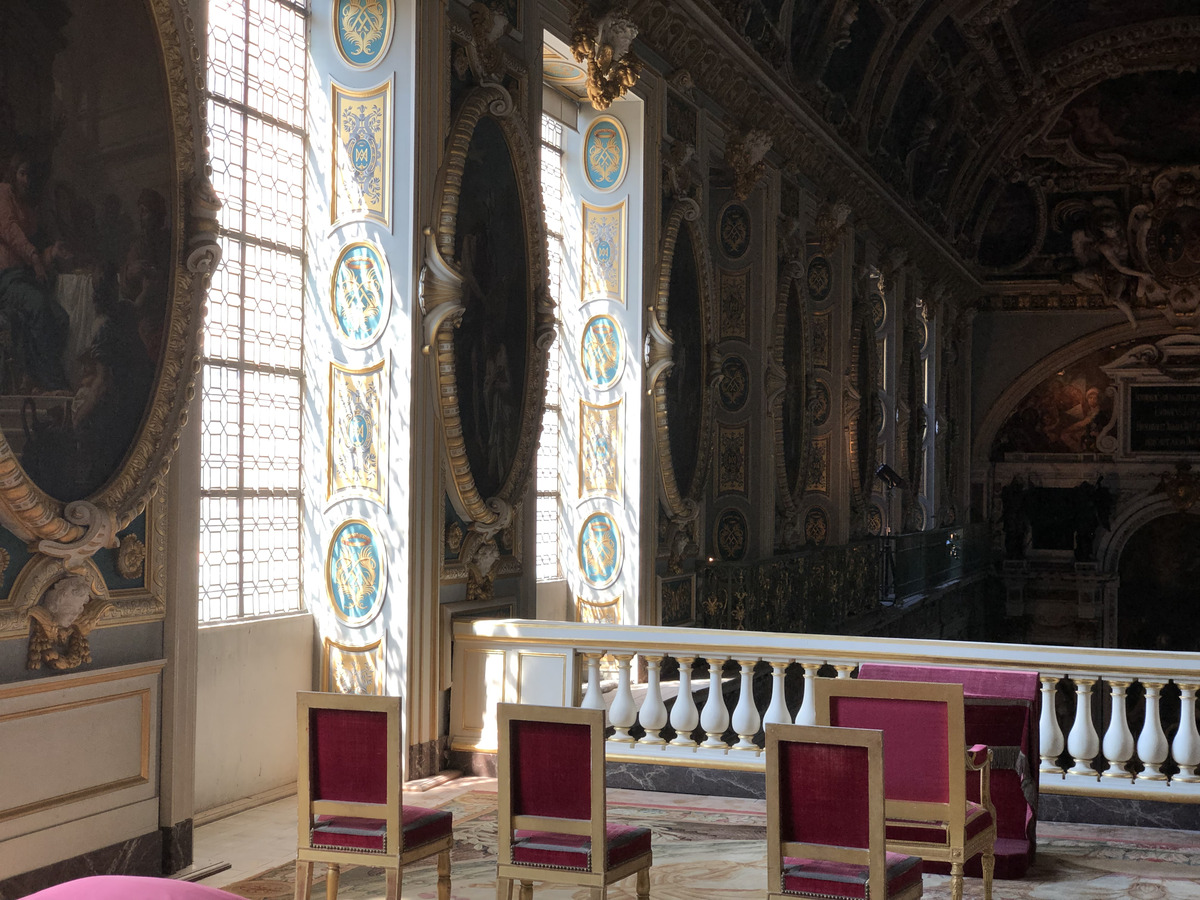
left=579, top=399, right=622, bottom=502
left=328, top=359, right=387, bottom=509
left=322, top=635, right=385, bottom=694
left=582, top=201, right=626, bottom=303
left=332, top=78, right=393, bottom=228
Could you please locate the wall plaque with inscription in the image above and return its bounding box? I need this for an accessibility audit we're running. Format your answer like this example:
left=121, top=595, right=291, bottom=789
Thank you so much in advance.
left=1130, top=386, right=1200, bottom=453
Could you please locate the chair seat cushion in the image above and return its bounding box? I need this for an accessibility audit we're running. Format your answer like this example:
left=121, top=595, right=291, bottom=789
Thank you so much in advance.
left=511, top=823, right=652, bottom=871
left=782, top=851, right=923, bottom=899
left=310, top=805, right=452, bottom=853
left=886, top=801, right=994, bottom=847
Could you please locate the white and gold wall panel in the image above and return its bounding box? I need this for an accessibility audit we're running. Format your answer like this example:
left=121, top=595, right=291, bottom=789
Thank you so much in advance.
left=582, top=201, right=626, bottom=303
left=321, top=635, right=385, bottom=694
left=331, top=78, right=393, bottom=228
left=328, top=360, right=387, bottom=507
left=579, top=399, right=622, bottom=501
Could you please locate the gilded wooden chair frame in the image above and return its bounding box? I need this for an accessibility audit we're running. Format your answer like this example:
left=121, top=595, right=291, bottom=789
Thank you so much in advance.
left=766, top=723, right=922, bottom=900
left=495, top=703, right=651, bottom=899
left=812, top=678, right=996, bottom=900
left=295, top=692, right=452, bottom=900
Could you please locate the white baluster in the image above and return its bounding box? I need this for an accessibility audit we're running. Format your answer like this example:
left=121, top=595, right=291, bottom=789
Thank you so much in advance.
left=795, top=663, right=822, bottom=726
left=1039, top=675, right=1066, bottom=774
left=700, top=657, right=731, bottom=749
left=1067, top=676, right=1100, bottom=777
left=834, top=664, right=856, bottom=679
left=1173, top=683, right=1200, bottom=782
left=639, top=656, right=669, bottom=745
left=669, top=657, right=699, bottom=747
left=763, top=660, right=792, bottom=727
left=1137, top=680, right=1169, bottom=781
left=608, top=654, right=636, bottom=743
left=1101, top=679, right=1134, bottom=779
left=580, top=653, right=605, bottom=710
left=731, top=659, right=762, bottom=751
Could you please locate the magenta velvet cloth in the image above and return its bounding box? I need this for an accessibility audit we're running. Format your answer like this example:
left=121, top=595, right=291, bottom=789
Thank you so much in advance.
left=310, top=805, right=452, bottom=853
left=510, top=823, right=651, bottom=870
left=510, top=718, right=592, bottom=820
left=857, top=663, right=1039, bottom=879
left=310, top=707, right=389, bottom=803
left=886, top=800, right=994, bottom=845
left=827, top=696, right=950, bottom=804
left=20, top=876, right=245, bottom=900
left=779, top=740, right=870, bottom=849
left=781, top=851, right=923, bottom=899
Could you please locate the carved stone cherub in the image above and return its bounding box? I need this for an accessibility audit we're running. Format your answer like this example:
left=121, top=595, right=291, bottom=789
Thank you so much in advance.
left=27, top=575, right=113, bottom=671
left=1070, top=200, right=1153, bottom=328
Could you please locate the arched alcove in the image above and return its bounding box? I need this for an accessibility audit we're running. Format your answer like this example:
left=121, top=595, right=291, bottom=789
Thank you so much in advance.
left=1115, top=512, right=1200, bottom=652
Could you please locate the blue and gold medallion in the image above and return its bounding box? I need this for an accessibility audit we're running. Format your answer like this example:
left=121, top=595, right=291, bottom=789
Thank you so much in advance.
left=331, top=241, right=389, bottom=347
left=335, top=0, right=394, bottom=69
left=578, top=511, right=622, bottom=588
left=581, top=314, right=623, bottom=389
left=584, top=116, right=628, bottom=192
left=326, top=520, right=386, bottom=625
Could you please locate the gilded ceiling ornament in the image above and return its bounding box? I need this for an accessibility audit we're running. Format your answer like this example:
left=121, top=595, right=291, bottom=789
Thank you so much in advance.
left=116, top=533, right=147, bottom=580
left=463, top=533, right=501, bottom=603
left=27, top=575, right=113, bottom=671
left=816, top=200, right=852, bottom=258
left=467, top=1, right=512, bottom=83
left=726, top=128, right=772, bottom=201
left=668, top=68, right=695, bottom=96
left=37, top=501, right=119, bottom=575
left=570, top=4, right=642, bottom=111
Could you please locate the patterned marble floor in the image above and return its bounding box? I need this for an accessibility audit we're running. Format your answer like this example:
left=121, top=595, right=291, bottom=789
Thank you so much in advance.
left=197, top=778, right=1200, bottom=900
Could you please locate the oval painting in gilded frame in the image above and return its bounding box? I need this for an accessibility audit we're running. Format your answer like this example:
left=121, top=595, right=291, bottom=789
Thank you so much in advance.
left=584, top=116, right=628, bottom=193
left=326, top=519, right=386, bottom=626
left=334, top=0, right=395, bottom=70
left=331, top=240, right=391, bottom=347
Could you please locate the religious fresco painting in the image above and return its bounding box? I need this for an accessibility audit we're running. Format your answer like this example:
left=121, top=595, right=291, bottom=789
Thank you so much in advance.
left=334, top=0, right=395, bottom=69
left=326, top=519, right=386, bottom=626
left=719, top=268, right=748, bottom=340
left=328, top=360, right=386, bottom=507
left=452, top=116, right=530, bottom=500
left=0, top=0, right=174, bottom=503
left=580, top=313, right=623, bottom=389
left=322, top=636, right=385, bottom=695
left=579, top=399, right=621, bottom=502
left=578, top=511, right=621, bottom=588
left=582, top=201, right=625, bottom=301
left=583, top=116, right=628, bottom=192
left=332, top=79, right=392, bottom=228
left=330, top=240, right=390, bottom=347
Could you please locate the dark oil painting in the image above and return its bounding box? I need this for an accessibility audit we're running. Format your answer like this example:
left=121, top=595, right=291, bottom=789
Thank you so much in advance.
left=665, top=221, right=704, bottom=497
left=453, top=115, right=529, bottom=501
left=0, top=0, right=171, bottom=502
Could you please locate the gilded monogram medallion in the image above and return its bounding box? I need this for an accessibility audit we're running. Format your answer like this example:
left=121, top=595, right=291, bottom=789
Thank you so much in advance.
left=578, top=512, right=622, bottom=588
left=323, top=636, right=384, bottom=695
left=717, top=424, right=748, bottom=496
left=326, top=520, right=386, bottom=626
left=718, top=356, right=750, bottom=411
left=719, top=203, right=751, bottom=259
left=581, top=314, right=624, bottom=389
left=584, top=116, right=628, bottom=192
left=719, top=268, right=748, bottom=340
left=335, top=0, right=394, bottom=69
left=867, top=504, right=884, bottom=536
left=715, top=508, right=748, bottom=560
left=580, top=400, right=622, bottom=501
left=332, top=80, right=392, bottom=227
left=583, top=202, right=625, bottom=301
left=329, top=361, right=386, bottom=507
left=331, top=241, right=390, bottom=347
left=804, top=506, right=829, bottom=545
left=807, top=256, right=832, bottom=302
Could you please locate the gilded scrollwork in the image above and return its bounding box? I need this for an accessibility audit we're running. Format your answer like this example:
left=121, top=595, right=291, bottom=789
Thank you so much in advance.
left=117, top=533, right=148, bottom=580
left=570, top=3, right=643, bottom=110
left=726, top=128, right=773, bottom=201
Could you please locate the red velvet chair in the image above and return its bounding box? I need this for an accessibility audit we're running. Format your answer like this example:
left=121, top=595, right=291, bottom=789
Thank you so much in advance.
left=294, top=692, right=453, bottom=900
left=495, top=703, right=652, bottom=900
left=766, top=723, right=924, bottom=900
left=812, top=679, right=997, bottom=900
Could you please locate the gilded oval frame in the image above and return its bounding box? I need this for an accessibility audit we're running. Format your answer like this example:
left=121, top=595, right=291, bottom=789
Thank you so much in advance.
left=425, top=85, right=552, bottom=528
left=771, top=260, right=813, bottom=518
left=650, top=201, right=715, bottom=521
left=0, top=0, right=210, bottom=544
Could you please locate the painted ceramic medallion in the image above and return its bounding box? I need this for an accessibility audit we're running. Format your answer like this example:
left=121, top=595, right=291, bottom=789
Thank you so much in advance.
left=715, top=508, right=748, bottom=560
left=718, top=356, right=750, bottom=411
left=807, top=256, right=832, bottom=302
left=581, top=314, right=623, bottom=388
left=584, top=116, right=628, bottom=192
left=578, top=511, right=622, bottom=588
left=331, top=241, right=389, bottom=346
left=335, top=0, right=393, bottom=69
left=719, top=203, right=751, bottom=259
left=326, top=520, right=386, bottom=625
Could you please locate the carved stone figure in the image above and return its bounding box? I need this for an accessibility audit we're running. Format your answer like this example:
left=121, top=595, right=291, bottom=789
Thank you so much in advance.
left=1069, top=200, right=1153, bottom=328
left=27, top=575, right=112, bottom=670
left=570, top=4, right=642, bottom=110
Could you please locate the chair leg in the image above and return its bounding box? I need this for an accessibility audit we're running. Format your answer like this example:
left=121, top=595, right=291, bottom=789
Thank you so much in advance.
left=636, top=867, right=650, bottom=900
left=589, top=888, right=605, bottom=900
left=519, top=879, right=533, bottom=900
left=950, top=861, right=964, bottom=900
left=982, top=849, right=995, bottom=900
left=325, top=863, right=340, bottom=900
left=385, top=868, right=400, bottom=900
left=294, top=861, right=313, bottom=900
left=438, top=850, right=451, bottom=900
left=495, top=876, right=513, bottom=900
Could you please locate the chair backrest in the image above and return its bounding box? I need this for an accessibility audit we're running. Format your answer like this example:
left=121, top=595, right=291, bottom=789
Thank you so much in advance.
left=496, top=704, right=606, bottom=871
left=812, top=678, right=965, bottom=831
left=765, top=723, right=887, bottom=896
left=296, top=692, right=403, bottom=854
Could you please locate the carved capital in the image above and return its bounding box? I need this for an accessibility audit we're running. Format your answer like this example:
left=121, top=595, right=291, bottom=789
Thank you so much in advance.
left=726, top=128, right=772, bottom=201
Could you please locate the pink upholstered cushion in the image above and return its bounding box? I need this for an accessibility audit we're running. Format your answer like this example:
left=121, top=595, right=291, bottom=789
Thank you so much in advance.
left=310, top=805, right=452, bottom=853
left=21, top=876, right=244, bottom=900
left=886, top=801, right=994, bottom=846
left=781, top=851, right=923, bottom=899
left=510, top=823, right=651, bottom=871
